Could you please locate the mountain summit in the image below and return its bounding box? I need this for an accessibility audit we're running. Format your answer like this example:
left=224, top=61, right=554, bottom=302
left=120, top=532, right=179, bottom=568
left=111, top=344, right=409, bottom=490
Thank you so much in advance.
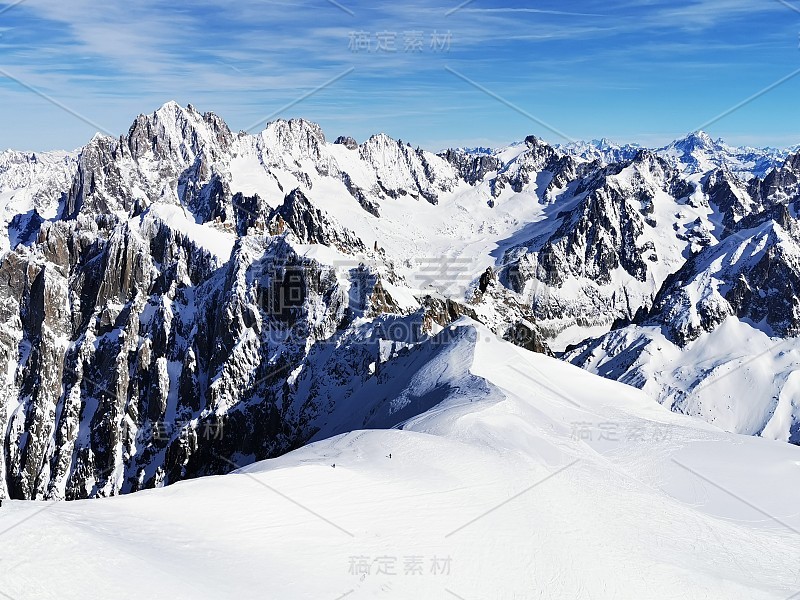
left=0, top=102, right=799, bottom=504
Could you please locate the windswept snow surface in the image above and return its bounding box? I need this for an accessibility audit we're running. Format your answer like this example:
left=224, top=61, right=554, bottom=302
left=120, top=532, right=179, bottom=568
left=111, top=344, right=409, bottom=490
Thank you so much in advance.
left=569, top=317, right=800, bottom=441
left=1, top=320, right=798, bottom=599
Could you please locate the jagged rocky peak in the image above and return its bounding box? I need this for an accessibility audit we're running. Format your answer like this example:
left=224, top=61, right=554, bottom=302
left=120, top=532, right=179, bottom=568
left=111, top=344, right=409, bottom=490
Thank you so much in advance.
left=630, top=147, right=669, bottom=171
left=703, top=168, right=756, bottom=233
left=439, top=148, right=501, bottom=186
left=704, top=165, right=745, bottom=188
left=268, top=188, right=367, bottom=253
left=758, top=151, right=800, bottom=204
left=63, top=102, right=242, bottom=222
left=622, top=148, right=692, bottom=202
left=545, top=153, right=591, bottom=195
left=259, top=118, right=327, bottom=162
left=360, top=132, right=406, bottom=158
left=334, top=136, right=358, bottom=150
left=594, top=137, right=617, bottom=149
left=524, top=134, right=549, bottom=149
left=660, top=131, right=720, bottom=174
left=520, top=134, right=558, bottom=166
left=673, top=130, right=717, bottom=152
left=488, top=135, right=562, bottom=198
left=359, top=133, right=457, bottom=204
left=126, top=100, right=233, bottom=164
left=62, top=134, right=130, bottom=219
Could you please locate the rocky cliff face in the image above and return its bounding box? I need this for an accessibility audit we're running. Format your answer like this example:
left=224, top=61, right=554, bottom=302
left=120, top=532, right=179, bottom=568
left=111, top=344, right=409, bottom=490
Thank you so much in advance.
left=358, top=133, right=457, bottom=204
left=0, top=103, right=554, bottom=501
left=495, top=150, right=703, bottom=344
left=0, top=196, right=461, bottom=500
left=615, top=205, right=800, bottom=347
left=752, top=152, right=800, bottom=205
left=2, top=103, right=800, bottom=501
left=566, top=171, right=800, bottom=443
left=440, top=149, right=501, bottom=187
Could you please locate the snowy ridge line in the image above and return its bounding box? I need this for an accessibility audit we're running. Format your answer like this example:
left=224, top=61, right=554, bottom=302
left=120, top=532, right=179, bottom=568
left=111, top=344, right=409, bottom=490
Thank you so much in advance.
left=1, top=319, right=798, bottom=598
left=0, top=100, right=799, bottom=510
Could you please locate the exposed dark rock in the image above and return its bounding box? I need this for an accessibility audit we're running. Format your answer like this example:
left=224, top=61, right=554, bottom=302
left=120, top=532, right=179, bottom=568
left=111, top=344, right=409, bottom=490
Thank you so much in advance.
left=334, top=136, right=359, bottom=150
left=503, top=321, right=552, bottom=356
left=268, top=188, right=367, bottom=253
left=478, top=267, right=495, bottom=294
left=341, top=172, right=381, bottom=217
left=440, top=150, right=501, bottom=186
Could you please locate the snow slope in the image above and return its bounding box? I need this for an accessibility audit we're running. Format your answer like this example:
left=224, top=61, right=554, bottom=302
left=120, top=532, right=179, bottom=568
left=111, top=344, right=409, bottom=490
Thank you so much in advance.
left=568, top=318, right=800, bottom=441
left=0, top=149, right=77, bottom=255
left=2, top=101, right=800, bottom=513
left=1, top=320, right=798, bottom=599
left=566, top=205, right=800, bottom=442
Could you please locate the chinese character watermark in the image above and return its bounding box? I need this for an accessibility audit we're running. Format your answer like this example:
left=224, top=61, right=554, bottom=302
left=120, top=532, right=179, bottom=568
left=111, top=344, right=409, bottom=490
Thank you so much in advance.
left=136, top=419, right=224, bottom=443
left=348, top=30, right=452, bottom=53
left=348, top=555, right=452, bottom=577
left=570, top=421, right=672, bottom=444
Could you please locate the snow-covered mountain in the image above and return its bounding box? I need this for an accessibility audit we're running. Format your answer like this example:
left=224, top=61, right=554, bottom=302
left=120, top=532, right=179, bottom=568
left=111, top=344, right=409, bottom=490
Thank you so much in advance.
left=658, top=130, right=789, bottom=179
left=0, top=102, right=555, bottom=500
left=567, top=153, right=800, bottom=443
left=0, top=148, right=78, bottom=254
left=0, top=101, right=799, bottom=504
left=559, top=137, right=642, bottom=164
left=559, top=131, right=790, bottom=180
left=2, top=319, right=799, bottom=598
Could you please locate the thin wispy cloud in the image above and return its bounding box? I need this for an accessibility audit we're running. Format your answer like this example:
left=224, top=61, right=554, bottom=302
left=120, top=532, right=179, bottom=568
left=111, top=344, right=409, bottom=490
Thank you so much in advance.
left=0, top=0, right=797, bottom=150
left=457, top=7, right=606, bottom=17
left=649, top=0, right=787, bottom=28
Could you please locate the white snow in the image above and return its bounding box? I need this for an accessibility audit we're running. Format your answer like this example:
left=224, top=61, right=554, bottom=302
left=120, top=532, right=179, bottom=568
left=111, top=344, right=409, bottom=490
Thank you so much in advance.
left=1, top=320, right=798, bottom=599
left=0, top=149, right=78, bottom=256
left=571, top=317, right=800, bottom=441
left=137, top=204, right=237, bottom=263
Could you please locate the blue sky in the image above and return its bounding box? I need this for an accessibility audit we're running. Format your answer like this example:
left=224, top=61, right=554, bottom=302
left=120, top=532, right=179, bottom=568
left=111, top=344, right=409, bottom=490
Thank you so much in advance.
left=0, top=0, right=799, bottom=151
